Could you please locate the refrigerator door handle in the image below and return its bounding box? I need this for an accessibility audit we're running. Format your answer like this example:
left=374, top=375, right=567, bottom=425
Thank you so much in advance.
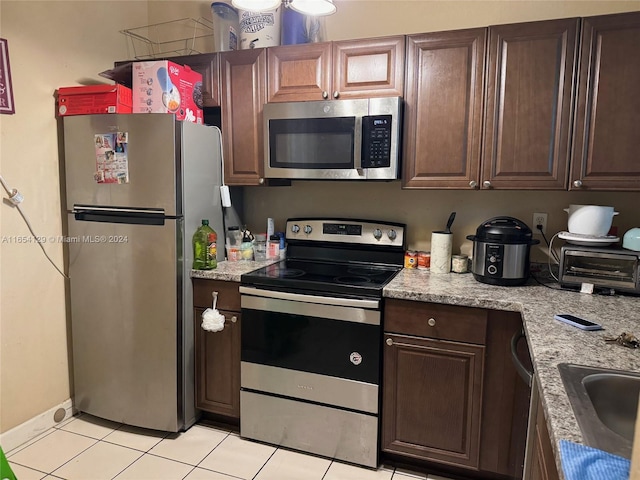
left=72, top=205, right=175, bottom=226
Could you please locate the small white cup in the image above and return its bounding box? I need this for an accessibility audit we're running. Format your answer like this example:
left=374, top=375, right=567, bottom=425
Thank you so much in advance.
left=430, top=231, right=452, bottom=274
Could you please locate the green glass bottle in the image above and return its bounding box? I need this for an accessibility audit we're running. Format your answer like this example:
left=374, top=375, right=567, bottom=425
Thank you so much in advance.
left=192, top=219, right=215, bottom=270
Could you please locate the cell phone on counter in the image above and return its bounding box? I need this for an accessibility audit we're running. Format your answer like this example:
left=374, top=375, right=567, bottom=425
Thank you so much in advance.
left=554, top=314, right=603, bottom=331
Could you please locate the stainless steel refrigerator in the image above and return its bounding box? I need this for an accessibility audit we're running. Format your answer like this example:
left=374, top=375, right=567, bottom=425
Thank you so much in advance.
left=63, top=114, right=225, bottom=432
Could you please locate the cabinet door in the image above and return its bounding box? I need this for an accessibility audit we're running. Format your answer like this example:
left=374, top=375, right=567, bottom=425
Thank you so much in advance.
left=530, top=389, right=561, bottom=480
left=169, top=53, right=220, bottom=107
left=267, top=42, right=332, bottom=102
left=220, top=48, right=267, bottom=185
left=483, top=18, right=579, bottom=190
left=382, top=333, right=485, bottom=469
left=194, top=307, right=241, bottom=418
left=332, top=36, right=405, bottom=99
left=402, top=29, right=486, bottom=189
left=570, top=12, right=640, bottom=191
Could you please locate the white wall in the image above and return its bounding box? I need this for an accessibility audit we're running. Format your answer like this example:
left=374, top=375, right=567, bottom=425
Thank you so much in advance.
left=0, top=0, right=148, bottom=433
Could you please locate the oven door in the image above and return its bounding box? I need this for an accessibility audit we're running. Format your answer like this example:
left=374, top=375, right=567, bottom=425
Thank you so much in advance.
left=239, top=286, right=381, bottom=413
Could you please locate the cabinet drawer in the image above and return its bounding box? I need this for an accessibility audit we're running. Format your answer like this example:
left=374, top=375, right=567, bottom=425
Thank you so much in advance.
left=384, top=299, right=487, bottom=345
left=193, top=279, right=240, bottom=311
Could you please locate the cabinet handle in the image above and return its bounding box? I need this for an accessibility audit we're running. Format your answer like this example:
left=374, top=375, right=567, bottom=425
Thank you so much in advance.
left=573, top=179, right=583, bottom=188
left=511, top=330, right=532, bottom=387
left=386, top=338, right=393, bottom=346
left=258, top=178, right=265, bottom=185
left=428, top=318, right=436, bottom=327
left=333, top=91, right=339, bottom=99
left=228, top=315, right=238, bottom=323
left=469, top=180, right=478, bottom=189
left=322, top=91, right=329, bottom=99
left=483, top=180, right=492, bottom=188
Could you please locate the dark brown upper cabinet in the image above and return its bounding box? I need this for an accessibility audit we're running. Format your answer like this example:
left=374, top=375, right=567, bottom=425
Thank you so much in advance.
left=403, top=28, right=486, bottom=189
left=404, top=19, right=579, bottom=190
left=267, top=36, right=405, bottom=103
left=220, top=48, right=267, bottom=186
left=570, top=11, right=640, bottom=191
left=483, top=18, right=579, bottom=190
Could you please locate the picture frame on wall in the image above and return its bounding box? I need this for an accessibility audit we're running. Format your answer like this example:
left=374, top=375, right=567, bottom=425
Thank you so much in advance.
left=0, top=38, right=15, bottom=115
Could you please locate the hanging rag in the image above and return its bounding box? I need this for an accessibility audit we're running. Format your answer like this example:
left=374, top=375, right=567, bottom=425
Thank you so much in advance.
left=201, top=292, right=225, bottom=332
left=559, top=439, right=630, bottom=480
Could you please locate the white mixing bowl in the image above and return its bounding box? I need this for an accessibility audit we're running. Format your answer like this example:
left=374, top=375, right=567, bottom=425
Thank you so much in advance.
left=564, top=205, right=619, bottom=236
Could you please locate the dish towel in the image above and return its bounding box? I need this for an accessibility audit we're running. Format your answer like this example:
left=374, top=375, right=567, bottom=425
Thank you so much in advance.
left=560, top=439, right=630, bottom=480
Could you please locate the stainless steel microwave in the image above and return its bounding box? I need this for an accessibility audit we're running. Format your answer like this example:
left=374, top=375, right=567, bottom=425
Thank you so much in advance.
left=263, top=97, right=402, bottom=180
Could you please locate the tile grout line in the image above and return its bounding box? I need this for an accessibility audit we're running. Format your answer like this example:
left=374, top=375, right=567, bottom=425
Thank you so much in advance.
left=251, top=446, right=279, bottom=480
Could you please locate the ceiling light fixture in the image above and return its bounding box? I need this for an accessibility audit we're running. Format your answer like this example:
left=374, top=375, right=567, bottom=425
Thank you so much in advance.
left=231, top=0, right=336, bottom=16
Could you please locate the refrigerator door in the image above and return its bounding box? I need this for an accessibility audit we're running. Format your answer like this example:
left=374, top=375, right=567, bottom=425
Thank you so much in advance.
left=63, top=114, right=180, bottom=216
left=68, top=214, right=184, bottom=431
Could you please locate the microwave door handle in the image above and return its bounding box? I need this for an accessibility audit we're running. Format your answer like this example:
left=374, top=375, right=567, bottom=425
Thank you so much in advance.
left=354, top=116, right=364, bottom=175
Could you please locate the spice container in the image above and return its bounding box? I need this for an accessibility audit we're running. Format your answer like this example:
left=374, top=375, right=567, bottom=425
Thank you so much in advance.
left=267, top=235, right=280, bottom=259
left=254, top=233, right=267, bottom=261
left=404, top=250, right=417, bottom=269
left=452, top=254, right=469, bottom=273
left=417, top=251, right=430, bottom=270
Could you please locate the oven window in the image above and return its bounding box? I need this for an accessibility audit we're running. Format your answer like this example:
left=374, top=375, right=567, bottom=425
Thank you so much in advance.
left=242, top=308, right=380, bottom=384
left=269, top=117, right=355, bottom=169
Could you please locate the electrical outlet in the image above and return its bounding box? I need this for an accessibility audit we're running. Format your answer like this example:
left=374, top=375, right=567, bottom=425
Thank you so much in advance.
left=533, top=213, right=548, bottom=234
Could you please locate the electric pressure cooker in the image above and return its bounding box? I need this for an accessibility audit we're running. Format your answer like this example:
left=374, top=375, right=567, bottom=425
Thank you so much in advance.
left=466, top=216, right=539, bottom=286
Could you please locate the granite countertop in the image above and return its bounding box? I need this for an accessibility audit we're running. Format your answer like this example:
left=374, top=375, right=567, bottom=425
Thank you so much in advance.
left=385, top=268, right=640, bottom=473
left=192, top=261, right=640, bottom=473
left=191, top=259, right=277, bottom=282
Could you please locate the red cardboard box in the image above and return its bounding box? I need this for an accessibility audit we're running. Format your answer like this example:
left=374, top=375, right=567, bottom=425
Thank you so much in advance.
left=132, top=61, right=203, bottom=124
left=57, top=84, right=132, bottom=116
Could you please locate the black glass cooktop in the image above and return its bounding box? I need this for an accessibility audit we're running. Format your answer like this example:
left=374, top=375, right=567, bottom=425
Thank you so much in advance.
left=241, top=259, right=402, bottom=298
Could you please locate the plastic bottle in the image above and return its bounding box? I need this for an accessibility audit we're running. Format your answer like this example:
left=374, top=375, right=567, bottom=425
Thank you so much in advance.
left=193, top=220, right=216, bottom=270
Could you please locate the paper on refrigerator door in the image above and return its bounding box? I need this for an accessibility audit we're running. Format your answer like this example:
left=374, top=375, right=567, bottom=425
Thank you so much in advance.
left=94, top=132, right=129, bottom=184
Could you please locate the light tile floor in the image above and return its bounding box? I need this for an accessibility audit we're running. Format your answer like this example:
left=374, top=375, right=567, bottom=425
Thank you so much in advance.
left=4, top=414, right=456, bottom=480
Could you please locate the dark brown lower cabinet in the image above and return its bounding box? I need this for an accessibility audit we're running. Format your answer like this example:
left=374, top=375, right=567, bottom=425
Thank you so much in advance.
left=383, top=333, right=485, bottom=469
left=382, top=299, right=530, bottom=479
left=530, top=392, right=561, bottom=480
left=193, top=280, right=241, bottom=421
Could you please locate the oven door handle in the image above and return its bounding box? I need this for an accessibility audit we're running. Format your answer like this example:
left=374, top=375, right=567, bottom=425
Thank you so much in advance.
left=239, top=286, right=380, bottom=309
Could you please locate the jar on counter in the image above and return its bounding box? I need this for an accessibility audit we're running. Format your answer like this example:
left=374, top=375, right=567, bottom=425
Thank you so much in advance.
left=417, top=251, right=431, bottom=269
left=452, top=254, right=469, bottom=273
left=254, top=233, right=267, bottom=261
left=404, top=250, right=417, bottom=269
left=267, top=235, right=280, bottom=259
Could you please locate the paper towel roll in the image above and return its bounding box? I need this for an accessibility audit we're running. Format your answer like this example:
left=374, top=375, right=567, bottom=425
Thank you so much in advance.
left=431, top=231, right=452, bottom=274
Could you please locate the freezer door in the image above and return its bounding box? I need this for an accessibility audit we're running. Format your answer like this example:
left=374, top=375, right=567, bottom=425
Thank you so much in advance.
left=63, top=114, right=180, bottom=215
left=68, top=214, right=187, bottom=432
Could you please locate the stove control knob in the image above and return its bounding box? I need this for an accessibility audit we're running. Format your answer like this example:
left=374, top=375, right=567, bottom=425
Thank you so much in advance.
left=291, top=224, right=300, bottom=234
left=387, top=229, right=397, bottom=241
left=304, top=225, right=313, bottom=234
left=373, top=228, right=383, bottom=240
left=489, top=255, right=497, bottom=263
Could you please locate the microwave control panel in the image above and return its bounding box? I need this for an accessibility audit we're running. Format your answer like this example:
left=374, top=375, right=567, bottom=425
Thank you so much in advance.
left=362, top=115, right=392, bottom=168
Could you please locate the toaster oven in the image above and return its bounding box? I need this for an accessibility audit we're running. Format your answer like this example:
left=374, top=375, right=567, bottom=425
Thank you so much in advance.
left=559, top=246, right=640, bottom=294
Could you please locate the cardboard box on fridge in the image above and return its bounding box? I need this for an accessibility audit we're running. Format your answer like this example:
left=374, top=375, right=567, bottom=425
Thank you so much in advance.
left=57, top=84, right=133, bottom=116
left=132, top=61, right=204, bottom=123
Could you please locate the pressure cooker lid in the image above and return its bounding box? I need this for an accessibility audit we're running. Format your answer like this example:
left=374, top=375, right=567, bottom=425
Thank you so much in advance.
left=469, top=216, right=537, bottom=244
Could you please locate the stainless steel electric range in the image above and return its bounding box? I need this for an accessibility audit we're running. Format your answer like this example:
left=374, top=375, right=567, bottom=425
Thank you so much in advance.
left=239, top=218, right=406, bottom=468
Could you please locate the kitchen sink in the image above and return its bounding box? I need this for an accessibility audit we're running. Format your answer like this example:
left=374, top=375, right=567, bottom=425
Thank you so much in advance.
left=558, top=363, right=640, bottom=458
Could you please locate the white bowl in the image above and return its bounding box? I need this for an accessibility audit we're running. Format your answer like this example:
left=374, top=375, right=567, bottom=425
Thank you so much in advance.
left=563, top=205, right=619, bottom=237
